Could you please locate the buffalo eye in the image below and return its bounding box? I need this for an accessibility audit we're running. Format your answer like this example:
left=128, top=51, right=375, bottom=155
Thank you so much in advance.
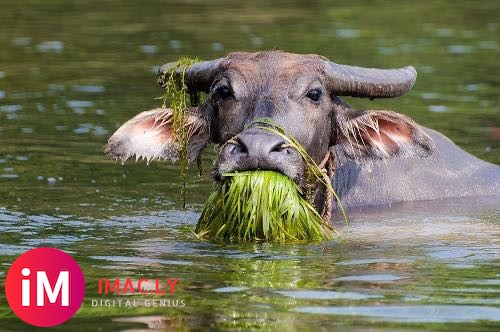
left=306, top=88, right=323, bottom=103
left=212, top=85, right=232, bottom=101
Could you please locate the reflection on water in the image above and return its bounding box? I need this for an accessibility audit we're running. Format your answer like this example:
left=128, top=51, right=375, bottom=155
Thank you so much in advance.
left=0, top=0, right=499, bottom=330
left=1, top=197, right=499, bottom=330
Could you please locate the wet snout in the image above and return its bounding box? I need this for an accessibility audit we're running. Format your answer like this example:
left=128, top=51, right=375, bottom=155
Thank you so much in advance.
left=214, top=127, right=304, bottom=183
left=233, top=128, right=286, bottom=160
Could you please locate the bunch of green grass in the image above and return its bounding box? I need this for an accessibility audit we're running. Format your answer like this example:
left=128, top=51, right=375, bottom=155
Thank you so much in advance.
left=196, top=171, right=335, bottom=241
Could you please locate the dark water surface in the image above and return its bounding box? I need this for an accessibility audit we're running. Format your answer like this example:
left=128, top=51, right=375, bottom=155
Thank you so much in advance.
left=0, top=0, right=499, bottom=330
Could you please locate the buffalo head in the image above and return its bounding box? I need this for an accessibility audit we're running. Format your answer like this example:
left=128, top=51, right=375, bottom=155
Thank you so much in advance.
left=106, top=51, right=434, bottom=203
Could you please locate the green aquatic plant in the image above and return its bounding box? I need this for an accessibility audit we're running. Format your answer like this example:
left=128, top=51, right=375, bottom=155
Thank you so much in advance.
left=196, top=171, right=335, bottom=241
left=158, top=57, right=202, bottom=207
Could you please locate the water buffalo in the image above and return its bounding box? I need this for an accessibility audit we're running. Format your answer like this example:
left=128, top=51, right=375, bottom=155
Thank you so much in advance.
left=105, top=51, right=500, bottom=214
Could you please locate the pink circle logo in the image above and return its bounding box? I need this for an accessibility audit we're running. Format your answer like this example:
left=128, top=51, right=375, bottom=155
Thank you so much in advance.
left=4, top=247, right=85, bottom=327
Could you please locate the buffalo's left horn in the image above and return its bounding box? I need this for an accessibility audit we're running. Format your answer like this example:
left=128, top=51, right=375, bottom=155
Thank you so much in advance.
left=158, top=58, right=224, bottom=93
left=324, top=61, right=417, bottom=98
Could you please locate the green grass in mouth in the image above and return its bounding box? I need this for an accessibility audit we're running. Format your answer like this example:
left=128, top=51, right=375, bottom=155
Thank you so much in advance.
left=196, top=171, right=335, bottom=241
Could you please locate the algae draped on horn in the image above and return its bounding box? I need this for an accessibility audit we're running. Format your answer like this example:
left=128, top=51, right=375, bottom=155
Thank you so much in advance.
left=158, top=57, right=202, bottom=208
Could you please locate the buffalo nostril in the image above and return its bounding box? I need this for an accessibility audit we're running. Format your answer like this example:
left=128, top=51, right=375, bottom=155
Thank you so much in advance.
left=227, top=138, right=248, bottom=155
left=270, top=142, right=289, bottom=154
left=282, top=143, right=293, bottom=154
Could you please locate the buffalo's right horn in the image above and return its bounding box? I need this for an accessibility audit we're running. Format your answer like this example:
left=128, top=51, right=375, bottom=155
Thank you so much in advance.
left=158, top=58, right=224, bottom=93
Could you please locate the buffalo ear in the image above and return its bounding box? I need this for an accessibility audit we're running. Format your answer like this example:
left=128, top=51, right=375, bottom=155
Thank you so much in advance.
left=335, top=110, right=435, bottom=160
left=105, top=107, right=210, bottom=164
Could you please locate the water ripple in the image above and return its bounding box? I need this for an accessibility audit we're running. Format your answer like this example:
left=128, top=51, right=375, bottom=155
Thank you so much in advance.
left=293, top=305, right=500, bottom=322
left=278, top=290, right=383, bottom=300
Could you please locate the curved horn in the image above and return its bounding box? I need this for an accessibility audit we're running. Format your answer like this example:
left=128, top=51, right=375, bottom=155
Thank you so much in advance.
left=325, top=61, right=417, bottom=98
left=158, top=58, right=224, bottom=93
